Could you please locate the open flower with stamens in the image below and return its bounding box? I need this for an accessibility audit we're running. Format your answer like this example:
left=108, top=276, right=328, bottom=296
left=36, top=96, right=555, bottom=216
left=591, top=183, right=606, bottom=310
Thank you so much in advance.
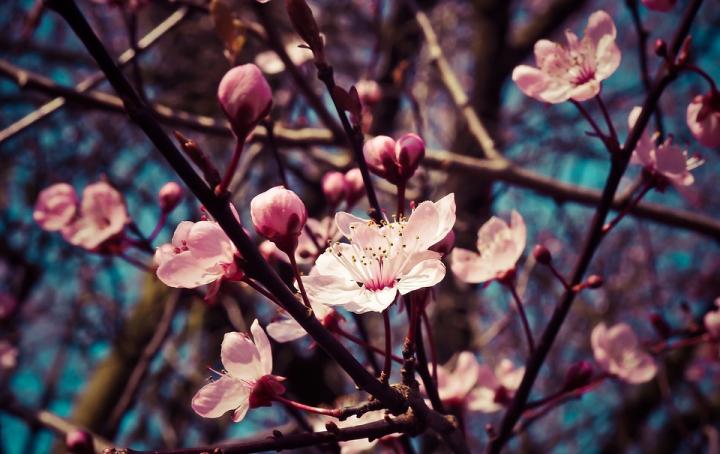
left=192, top=320, right=285, bottom=422
left=451, top=211, right=526, bottom=284
left=628, top=106, right=704, bottom=199
left=591, top=322, right=657, bottom=384
left=301, top=194, right=455, bottom=314
left=512, top=10, right=620, bottom=103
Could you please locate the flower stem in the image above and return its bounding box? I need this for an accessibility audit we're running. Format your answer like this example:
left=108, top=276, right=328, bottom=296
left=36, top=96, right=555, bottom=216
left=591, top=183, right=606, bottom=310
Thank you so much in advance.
left=217, top=139, right=244, bottom=195
left=596, top=95, right=618, bottom=147
left=147, top=211, right=167, bottom=243
left=273, top=395, right=342, bottom=418
left=602, top=181, right=653, bottom=234
left=396, top=180, right=406, bottom=219
left=263, top=118, right=289, bottom=188
left=572, top=100, right=611, bottom=150
left=682, top=64, right=719, bottom=92
left=505, top=282, right=535, bottom=356
left=288, top=253, right=312, bottom=308
left=381, top=308, right=393, bottom=384
left=242, top=277, right=282, bottom=306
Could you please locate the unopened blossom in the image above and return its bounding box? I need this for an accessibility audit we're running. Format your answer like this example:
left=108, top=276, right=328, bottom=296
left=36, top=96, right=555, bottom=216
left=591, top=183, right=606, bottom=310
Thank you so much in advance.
left=302, top=194, right=455, bottom=314
left=218, top=64, right=273, bottom=137
left=158, top=182, right=183, bottom=212
left=61, top=182, right=129, bottom=250
left=65, top=430, right=94, bottom=454
left=686, top=91, right=720, bottom=148
left=33, top=183, right=78, bottom=231
left=322, top=171, right=347, bottom=206
left=363, top=133, right=425, bottom=185
left=641, top=0, right=676, bottom=11
left=251, top=186, right=308, bottom=254
left=591, top=322, right=657, bottom=384
left=451, top=210, right=526, bottom=284
left=155, top=219, right=240, bottom=289
left=629, top=106, right=704, bottom=198
left=344, top=168, right=365, bottom=207
left=512, top=10, right=620, bottom=103
left=192, top=320, right=285, bottom=422
left=467, top=359, right=525, bottom=413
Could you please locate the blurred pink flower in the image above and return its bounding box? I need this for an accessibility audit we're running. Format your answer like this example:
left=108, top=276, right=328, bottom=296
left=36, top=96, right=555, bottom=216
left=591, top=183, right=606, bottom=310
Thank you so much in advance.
left=363, top=133, right=425, bottom=185
left=356, top=79, right=382, bottom=105
left=467, top=359, right=525, bottom=413
left=512, top=10, right=620, bottom=103
left=432, top=351, right=481, bottom=406
left=641, top=0, right=676, bottom=11
left=33, top=183, right=78, bottom=231
left=322, top=171, right=348, bottom=206
left=155, top=220, right=240, bottom=289
left=61, top=182, right=128, bottom=250
left=704, top=299, right=720, bottom=337
left=301, top=194, right=455, bottom=314
left=251, top=186, right=308, bottom=254
left=451, top=210, right=526, bottom=284
left=192, top=320, right=285, bottom=422
left=629, top=106, right=704, bottom=199
left=591, top=322, right=657, bottom=384
left=158, top=182, right=183, bottom=212
left=218, top=64, right=272, bottom=137
left=0, top=341, right=17, bottom=370
left=343, top=168, right=365, bottom=207
left=686, top=92, right=720, bottom=148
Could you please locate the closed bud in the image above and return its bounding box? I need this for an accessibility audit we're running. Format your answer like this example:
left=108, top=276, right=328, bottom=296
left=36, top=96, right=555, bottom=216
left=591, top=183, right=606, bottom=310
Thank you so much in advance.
left=344, top=168, right=364, bottom=207
left=395, top=133, right=425, bottom=180
left=532, top=244, right=552, bottom=265
left=654, top=39, right=667, bottom=57
left=321, top=171, right=347, bottom=206
left=649, top=312, right=672, bottom=339
left=562, top=360, right=593, bottom=391
left=158, top=182, right=183, bottom=212
left=363, top=133, right=425, bottom=185
left=586, top=274, right=603, bottom=289
left=65, top=430, right=94, bottom=454
left=251, top=186, right=307, bottom=254
left=218, top=64, right=272, bottom=138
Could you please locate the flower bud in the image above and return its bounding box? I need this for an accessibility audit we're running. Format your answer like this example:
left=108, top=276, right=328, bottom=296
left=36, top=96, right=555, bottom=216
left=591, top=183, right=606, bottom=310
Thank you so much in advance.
left=395, top=133, right=425, bottom=180
left=654, top=39, right=667, bottom=57
left=344, top=168, right=364, bottom=207
left=251, top=186, right=307, bottom=254
left=562, top=360, right=593, bottom=391
left=532, top=244, right=552, bottom=265
left=33, top=183, right=78, bottom=231
left=364, top=133, right=425, bottom=185
left=158, top=182, right=183, bottom=213
left=218, top=64, right=272, bottom=138
left=649, top=312, right=672, bottom=339
left=687, top=91, right=720, bottom=148
left=586, top=274, right=603, bottom=289
left=65, top=429, right=94, bottom=454
left=321, top=171, right=347, bottom=207
left=363, top=135, right=396, bottom=179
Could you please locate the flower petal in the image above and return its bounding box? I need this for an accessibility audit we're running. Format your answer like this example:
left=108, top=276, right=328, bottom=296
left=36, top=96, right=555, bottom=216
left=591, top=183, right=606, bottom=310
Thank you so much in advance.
left=191, top=376, right=249, bottom=419
left=335, top=211, right=367, bottom=238
left=584, top=10, right=616, bottom=47
left=221, top=332, right=264, bottom=381
left=397, top=258, right=445, bottom=295
left=266, top=318, right=307, bottom=343
left=451, top=248, right=497, bottom=284
left=251, top=319, right=273, bottom=375
left=156, top=251, right=222, bottom=288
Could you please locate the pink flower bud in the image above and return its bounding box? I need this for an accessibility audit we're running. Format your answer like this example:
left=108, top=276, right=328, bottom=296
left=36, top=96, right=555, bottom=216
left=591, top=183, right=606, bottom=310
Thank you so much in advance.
left=65, top=429, right=94, bottom=454
left=158, top=182, right=183, bottom=212
left=356, top=79, right=382, bottom=105
left=641, top=0, right=676, bottom=11
left=586, top=275, right=603, bottom=289
left=321, top=171, right=347, bottom=206
left=33, top=183, right=78, bottom=231
left=251, top=186, right=307, bottom=254
left=344, top=168, right=365, bottom=206
left=532, top=244, right=552, bottom=265
left=396, top=133, right=425, bottom=178
left=363, top=133, right=425, bottom=185
left=687, top=92, right=720, bottom=148
left=649, top=312, right=672, bottom=339
left=218, top=64, right=273, bottom=138
left=562, top=361, right=593, bottom=391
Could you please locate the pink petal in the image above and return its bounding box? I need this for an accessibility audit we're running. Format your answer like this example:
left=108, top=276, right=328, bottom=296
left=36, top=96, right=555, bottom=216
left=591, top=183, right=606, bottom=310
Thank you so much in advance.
left=402, top=200, right=441, bottom=251
left=251, top=319, right=273, bottom=376
left=171, top=221, right=194, bottom=248
left=568, top=79, right=600, bottom=102
left=533, top=39, right=560, bottom=67
left=191, top=376, right=249, bottom=419
left=510, top=211, right=527, bottom=263
left=622, top=352, right=657, bottom=384
left=451, top=248, right=496, bottom=284
left=187, top=221, right=235, bottom=262
left=397, top=257, right=445, bottom=295
left=495, top=359, right=524, bottom=390
left=583, top=10, right=616, bottom=47
left=355, top=286, right=398, bottom=313
left=451, top=352, right=481, bottom=398
left=266, top=318, right=307, bottom=343
left=221, top=332, right=264, bottom=381
left=156, top=252, right=222, bottom=288
left=606, top=323, right=639, bottom=350
left=334, top=211, right=367, bottom=238
left=302, top=274, right=365, bottom=310
left=433, top=193, right=457, bottom=244
left=513, top=65, right=558, bottom=102
left=594, top=36, right=621, bottom=81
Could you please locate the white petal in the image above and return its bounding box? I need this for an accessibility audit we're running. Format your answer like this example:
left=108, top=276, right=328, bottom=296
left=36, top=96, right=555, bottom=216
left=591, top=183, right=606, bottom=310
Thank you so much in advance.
left=451, top=248, right=496, bottom=284
left=266, top=318, right=307, bottom=343
left=251, top=319, right=273, bottom=375
left=335, top=211, right=367, bottom=238
left=303, top=274, right=365, bottom=309
left=220, top=332, right=264, bottom=381
left=397, top=258, right=445, bottom=294
left=191, top=376, right=249, bottom=419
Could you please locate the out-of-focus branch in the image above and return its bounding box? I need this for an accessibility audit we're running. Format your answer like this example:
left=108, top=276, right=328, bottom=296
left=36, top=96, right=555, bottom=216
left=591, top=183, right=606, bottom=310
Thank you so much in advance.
left=0, top=7, right=190, bottom=145
left=404, top=0, right=502, bottom=161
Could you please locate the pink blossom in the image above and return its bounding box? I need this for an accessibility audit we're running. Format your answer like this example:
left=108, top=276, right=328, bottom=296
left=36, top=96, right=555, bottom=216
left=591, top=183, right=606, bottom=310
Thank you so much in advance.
left=251, top=186, right=308, bottom=253
left=301, top=194, right=455, bottom=314
left=356, top=79, right=382, bottom=105
left=322, top=171, right=347, bottom=206
left=312, top=410, right=398, bottom=454
left=704, top=299, right=720, bottom=337
left=343, top=168, right=365, bottom=207
left=192, top=320, right=285, bottom=422
left=155, top=220, right=240, bottom=289
left=363, top=133, right=425, bottom=185
left=641, top=0, right=676, bottom=12
left=61, top=182, right=129, bottom=250
left=432, top=352, right=482, bottom=407
left=686, top=92, right=720, bottom=148
left=467, top=359, right=525, bottom=413
left=158, top=182, right=183, bottom=212
left=628, top=107, right=704, bottom=199
left=33, top=183, right=78, bottom=231
left=451, top=210, right=526, bottom=284
left=591, top=322, right=657, bottom=384
left=218, top=64, right=273, bottom=137
left=512, top=10, right=620, bottom=103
